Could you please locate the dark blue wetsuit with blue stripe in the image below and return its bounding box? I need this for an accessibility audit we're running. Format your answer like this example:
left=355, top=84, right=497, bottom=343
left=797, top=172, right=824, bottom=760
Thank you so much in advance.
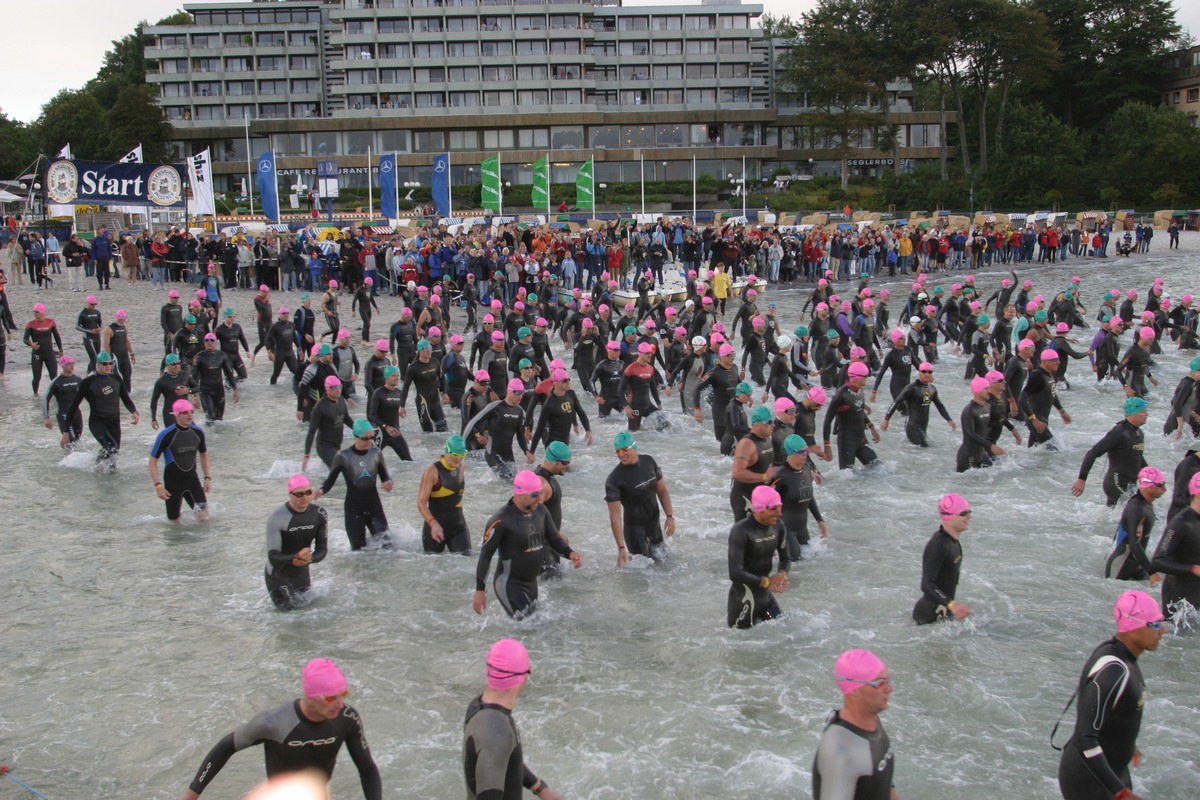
left=150, top=423, right=208, bottom=520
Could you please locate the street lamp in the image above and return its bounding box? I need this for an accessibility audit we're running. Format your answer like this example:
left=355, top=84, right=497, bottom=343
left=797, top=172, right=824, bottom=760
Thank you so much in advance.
left=598, top=182, right=607, bottom=210
left=498, top=180, right=512, bottom=217
left=729, top=174, right=746, bottom=218
left=403, top=181, right=421, bottom=213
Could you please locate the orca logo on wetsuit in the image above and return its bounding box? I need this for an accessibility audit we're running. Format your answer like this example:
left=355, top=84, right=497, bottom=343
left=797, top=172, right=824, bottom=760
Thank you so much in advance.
left=288, top=737, right=337, bottom=747
left=101, top=386, right=114, bottom=395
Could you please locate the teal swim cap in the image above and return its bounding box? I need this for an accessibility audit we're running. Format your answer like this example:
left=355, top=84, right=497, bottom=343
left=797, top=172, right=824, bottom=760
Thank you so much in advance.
left=164, top=353, right=180, bottom=365
left=223, top=307, right=234, bottom=317
left=96, top=352, right=114, bottom=364
left=614, top=431, right=636, bottom=451
left=518, top=326, right=532, bottom=339
left=546, top=441, right=573, bottom=462
left=445, top=434, right=468, bottom=455
left=1124, top=396, right=1149, bottom=416
left=794, top=325, right=809, bottom=337
left=736, top=381, right=753, bottom=396
left=352, top=419, right=375, bottom=438
left=784, top=434, right=809, bottom=454
left=416, top=339, right=432, bottom=351
left=184, top=314, right=197, bottom=324
left=624, top=325, right=637, bottom=336
left=1190, top=357, right=1200, bottom=372
left=826, top=329, right=840, bottom=340
left=518, top=358, right=533, bottom=369
left=318, top=344, right=333, bottom=357
left=751, top=405, right=774, bottom=425
left=383, top=365, right=399, bottom=379
left=977, top=314, right=990, bottom=325
left=527, top=293, right=538, bottom=303
left=1034, top=310, right=1048, bottom=322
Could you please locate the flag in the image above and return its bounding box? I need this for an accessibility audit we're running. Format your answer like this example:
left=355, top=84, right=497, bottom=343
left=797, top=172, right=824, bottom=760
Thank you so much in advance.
left=48, top=144, right=76, bottom=215
left=431, top=152, right=450, bottom=218
left=189, top=149, right=215, bottom=215
left=56, top=144, right=72, bottom=159
left=480, top=154, right=501, bottom=213
left=531, top=156, right=549, bottom=212
left=575, top=158, right=594, bottom=211
left=119, top=145, right=143, bottom=163
left=256, top=150, right=279, bottom=221
left=379, top=153, right=397, bottom=219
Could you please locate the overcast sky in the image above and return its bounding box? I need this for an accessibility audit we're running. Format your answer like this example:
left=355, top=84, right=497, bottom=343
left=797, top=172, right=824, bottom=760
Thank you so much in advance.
left=4, top=0, right=1198, bottom=124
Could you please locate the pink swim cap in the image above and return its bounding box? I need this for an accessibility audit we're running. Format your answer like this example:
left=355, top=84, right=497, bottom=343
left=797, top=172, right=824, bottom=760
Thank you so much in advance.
left=807, top=386, right=827, bottom=405
left=512, top=470, right=542, bottom=496
left=863, top=299, right=875, bottom=310
left=1114, top=590, right=1164, bottom=633
left=890, top=329, right=905, bottom=341
left=880, top=289, right=890, bottom=299
left=774, top=397, right=796, bottom=415
left=746, top=288, right=758, bottom=298
left=1071, top=275, right=1081, bottom=283
left=925, top=305, right=937, bottom=314
left=167, top=290, right=179, bottom=298
left=665, top=307, right=678, bottom=316
left=491, top=331, right=505, bottom=341
left=645, top=320, right=657, bottom=330
left=401, top=308, right=413, bottom=318
left=919, top=361, right=934, bottom=371
left=1140, top=311, right=1154, bottom=321
left=302, top=658, right=347, bottom=698
left=719, top=344, right=736, bottom=357
left=490, top=299, right=503, bottom=309
left=311, top=344, right=322, bottom=356
left=1139, top=326, right=1155, bottom=340
left=337, top=328, right=350, bottom=339
left=599, top=304, right=610, bottom=313
left=536, top=317, right=548, bottom=327
left=1184, top=294, right=1194, bottom=304
left=711, top=333, right=726, bottom=345
left=912, top=282, right=921, bottom=292
left=675, top=326, right=687, bottom=337
left=288, top=474, right=311, bottom=493
left=483, top=314, right=495, bottom=323
left=834, top=649, right=887, bottom=695
left=486, top=639, right=531, bottom=689
left=203, top=332, right=217, bottom=341
left=1039, top=349, right=1059, bottom=361
left=986, top=370, right=1005, bottom=383
left=1023, top=280, right=1033, bottom=288
left=507, top=378, right=526, bottom=393
left=938, top=493, right=970, bottom=518
left=1026, top=302, right=1038, bottom=313
left=474, top=370, right=490, bottom=382
left=850, top=346, right=866, bottom=359
left=324, top=376, right=342, bottom=390
left=840, top=301, right=851, bottom=311
left=605, top=341, right=621, bottom=351
left=1127, top=289, right=1137, bottom=299
left=970, top=376, right=990, bottom=394
left=582, top=318, right=595, bottom=329
left=969, top=301, right=982, bottom=312
left=862, top=288, right=873, bottom=298
left=1001, top=279, right=1010, bottom=288
left=116, top=309, right=128, bottom=319
left=428, top=326, right=441, bottom=337
left=1138, top=466, right=1166, bottom=487
left=1055, top=323, right=1069, bottom=334
left=847, top=362, right=869, bottom=378
left=637, top=342, right=654, bottom=354
left=551, top=368, right=570, bottom=382
left=450, top=334, right=464, bottom=345
left=816, top=302, right=828, bottom=312
left=1018, top=339, right=1035, bottom=350
left=172, top=399, right=195, bottom=415
left=32, top=302, right=47, bottom=314
left=514, top=301, right=525, bottom=311
left=1189, top=471, right=1200, bottom=496
left=624, top=303, right=635, bottom=312
left=375, top=339, right=389, bottom=351
left=328, top=280, right=338, bottom=288
left=750, top=484, right=783, bottom=512
left=278, top=307, right=290, bottom=315
left=59, top=353, right=74, bottom=365
left=259, top=284, right=270, bottom=292
left=952, top=284, right=962, bottom=292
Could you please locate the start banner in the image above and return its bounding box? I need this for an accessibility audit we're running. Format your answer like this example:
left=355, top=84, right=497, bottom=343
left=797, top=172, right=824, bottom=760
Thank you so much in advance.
left=45, top=159, right=185, bottom=208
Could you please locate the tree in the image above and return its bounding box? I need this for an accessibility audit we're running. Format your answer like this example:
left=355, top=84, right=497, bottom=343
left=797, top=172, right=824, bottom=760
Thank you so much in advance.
left=0, top=109, right=38, bottom=178
left=35, top=90, right=108, bottom=160
left=1093, top=102, right=1200, bottom=205
left=106, top=85, right=175, bottom=162
left=85, top=23, right=149, bottom=109
left=984, top=101, right=1087, bottom=206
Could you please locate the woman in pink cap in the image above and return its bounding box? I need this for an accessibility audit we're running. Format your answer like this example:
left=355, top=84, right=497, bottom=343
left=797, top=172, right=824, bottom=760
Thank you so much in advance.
left=913, top=493, right=973, bottom=624
left=812, top=648, right=896, bottom=800
left=181, top=656, right=380, bottom=798
left=24, top=301, right=62, bottom=396
left=1055, top=590, right=1164, bottom=800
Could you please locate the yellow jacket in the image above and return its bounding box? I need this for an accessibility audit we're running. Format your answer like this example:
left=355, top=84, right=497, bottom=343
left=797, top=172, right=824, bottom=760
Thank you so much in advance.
left=712, top=271, right=731, bottom=299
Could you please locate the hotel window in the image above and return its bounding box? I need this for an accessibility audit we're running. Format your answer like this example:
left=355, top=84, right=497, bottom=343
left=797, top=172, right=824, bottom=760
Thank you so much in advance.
left=415, top=67, right=446, bottom=82
left=348, top=94, right=373, bottom=110
left=226, top=81, right=255, bottom=96
left=653, top=90, right=684, bottom=105
left=415, top=131, right=447, bottom=151
left=718, top=39, right=749, bottom=54
left=719, top=64, right=749, bottom=78
left=225, top=57, right=250, bottom=72
left=483, top=90, right=515, bottom=107
left=550, top=41, right=580, bottom=54
left=289, top=33, right=313, bottom=47
left=654, top=15, right=681, bottom=30
left=551, top=126, right=584, bottom=149
left=448, top=43, right=479, bottom=57
left=515, top=15, right=544, bottom=30
left=518, top=89, right=549, bottom=106
left=482, top=41, right=514, bottom=56
left=1188, top=88, right=1199, bottom=103
left=619, top=17, right=648, bottom=31
left=414, top=18, right=443, bottom=32
left=348, top=70, right=377, bottom=85
left=653, top=41, right=682, bottom=56
left=517, top=41, right=548, bottom=55
left=259, top=80, right=288, bottom=94
left=481, top=16, right=512, bottom=31
left=162, top=83, right=190, bottom=98
left=518, top=128, right=550, bottom=148
left=194, top=81, right=222, bottom=96
left=448, top=67, right=478, bottom=82
left=224, top=33, right=247, bottom=46
left=621, top=125, right=654, bottom=146
left=586, top=42, right=616, bottom=56
left=483, top=129, right=515, bottom=149
left=380, top=130, right=410, bottom=152
left=450, top=131, right=480, bottom=148
left=259, top=103, right=288, bottom=118
left=549, top=15, right=578, bottom=29
left=291, top=79, right=319, bottom=93
left=414, top=43, right=445, bottom=58
left=447, top=18, right=478, bottom=32
left=909, top=124, right=940, bottom=147
left=379, top=19, right=411, bottom=33
left=158, top=35, right=187, bottom=48
left=293, top=102, right=319, bottom=118
left=551, top=89, right=581, bottom=104
left=686, top=15, right=715, bottom=30
left=275, top=134, right=306, bottom=155
left=415, top=92, right=445, bottom=107
left=1173, top=91, right=1181, bottom=104
left=346, top=21, right=376, bottom=34
left=652, top=65, right=682, bottom=80
left=518, top=65, right=549, bottom=80
left=380, top=44, right=410, bottom=58
left=719, top=15, right=749, bottom=29
left=686, top=41, right=715, bottom=55
left=228, top=104, right=255, bottom=119
left=310, top=132, right=339, bottom=155
left=585, top=90, right=617, bottom=106
left=166, top=106, right=188, bottom=120
left=686, top=64, right=716, bottom=79
left=449, top=91, right=482, bottom=107
left=258, top=56, right=284, bottom=71
left=686, top=88, right=717, bottom=103
left=619, top=41, right=649, bottom=56
left=381, top=69, right=412, bottom=83
left=346, top=132, right=374, bottom=155
left=161, top=59, right=188, bottom=74
left=259, top=33, right=285, bottom=47
left=291, top=56, right=317, bottom=69
left=194, top=58, right=219, bottom=72
left=194, top=107, right=224, bottom=120
left=589, top=125, right=619, bottom=148
left=192, top=34, right=220, bottom=48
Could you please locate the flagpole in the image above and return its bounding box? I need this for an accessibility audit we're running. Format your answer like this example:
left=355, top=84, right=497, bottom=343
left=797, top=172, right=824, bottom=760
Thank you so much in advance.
left=392, top=151, right=399, bottom=223
left=244, top=112, right=255, bottom=216
left=367, top=146, right=374, bottom=222
left=447, top=152, right=453, bottom=219
left=640, top=154, right=645, bottom=216
left=692, top=154, right=697, bottom=222
left=498, top=153, right=503, bottom=218
left=545, top=152, right=550, bottom=219
left=741, top=154, right=747, bottom=220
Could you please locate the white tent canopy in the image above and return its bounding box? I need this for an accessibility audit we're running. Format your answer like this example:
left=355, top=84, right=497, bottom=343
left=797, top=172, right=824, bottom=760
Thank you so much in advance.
left=0, top=189, right=22, bottom=203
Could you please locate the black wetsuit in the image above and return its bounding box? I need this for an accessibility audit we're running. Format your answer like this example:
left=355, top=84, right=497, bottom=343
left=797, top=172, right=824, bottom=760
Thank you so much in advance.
left=105, top=322, right=133, bottom=393
left=186, top=698, right=379, bottom=798
left=262, top=318, right=298, bottom=385
left=1019, top=368, right=1064, bottom=448
left=389, top=318, right=419, bottom=379
left=150, top=423, right=208, bottom=520
left=352, top=286, right=379, bottom=341
left=729, top=431, right=774, bottom=521
left=24, top=317, right=62, bottom=395
left=400, top=355, right=448, bottom=432
left=872, top=347, right=913, bottom=404
left=1167, top=451, right=1200, bottom=521
left=1152, top=506, right=1200, bottom=617
left=1119, top=343, right=1153, bottom=398
left=1106, top=492, right=1158, bottom=581
left=884, top=380, right=951, bottom=448
left=912, top=527, right=962, bottom=625
left=531, top=389, right=590, bottom=450
left=463, top=400, right=530, bottom=477
left=1164, top=376, right=1200, bottom=437
left=475, top=499, right=574, bottom=618
left=192, top=349, right=237, bottom=422
left=43, top=371, right=83, bottom=443
left=604, top=454, right=666, bottom=560
left=727, top=515, right=790, bottom=628
left=957, top=399, right=994, bottom=472
left=77, top=306, right=103, bottom=370
left=813, top=712, right=894, bottom=800
left=617, top=360, right=662, bottom=432
left=367, top=385, right=412, bottom=462
left=215, top=322, right=249, bottom=382
left=721, top=399, right=751, bottom=456
left=65, top=371, right=137, bottom=457
left=591, top=356, right=625, bottom=416
left=423, top=457, right=471, bottom=553
left=1057, top=639, right=1146, bottom=800
left=771, top=461, right=823, bottom=555
left=462, top=695, right=544, bottom=800
left=533, top=465, right=566, bottom=574
left=319, top=444, right=391, bottom=551
left=1077, top=420, right=1147, bottom=507
left=822, top=384, right=877, bottom=470
left=305, top=395, right=354, bottom=467
left=693, top=363, right=740, bottom=443
left=150, top=370, right=197, bottom=429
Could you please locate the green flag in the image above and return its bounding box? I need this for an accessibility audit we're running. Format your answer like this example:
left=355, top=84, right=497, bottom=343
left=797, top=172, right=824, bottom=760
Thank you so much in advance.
left=531, top=156, right=550, bottom=213
left=575, top=158, right=594, bottom=211
left=481, top=154, right=501, bottom=213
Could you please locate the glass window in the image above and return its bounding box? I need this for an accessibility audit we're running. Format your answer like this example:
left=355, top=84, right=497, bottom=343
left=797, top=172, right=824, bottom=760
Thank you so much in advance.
left=447, top=18, right=478, bottom=32
left=621, top=89, right=648, bottom=106
left=481, top=41, right=513, bottom=56
left=310, top=132, right=339, bottom=156
left=719, top=14, right=749, bottom=29
left=195, top=107, right=224, bottom=121
left=686, top=15, right=714, bottom=29
left=653, top=89, right=685, bottom=104
left=291, top=79, right=319, bottom=93
left=415, top=131, right=447, bottom=151
left=380, top=130, right=410, bottom=153
left=194, top=81, right=222, bottom=96
left=656, top=124, right=686, bottom=146
left=586, top=42, right=616, bottom=56
left=226, top=80, right=254, bottom=96
left=165, top=106, right=188, bottom=121
left=450, top=130, right=480, bottom=148
left=415, top=92, right=445, bottom=108
left=723, top=123, right=756, bottom=145
left=381, top=68, right=412, bottom=83
left=259, top=103, right=288, bottom=119
left=483, top=90, right=515, bottom=107
left=292, top=102, right=317, bottom=118
left=346, top=20, right=376, bottom=34
left=348, top=94, right=374, bottom=110
left=158, top=35, right=187, bottom=48
left=621, top=125, right=654, bottom=147
left=224, top=33, right=246, bottom=47
left=585, top=90, right=618, bottom=106
left=652, top=65, right=682, bottom=80
left=590, top=125, right=619, bottom=148
left=551, top=126, right=584, bottom=149
left=719, top=88, right=750, bottom=103
left=291, top=56, right=317, bottom=69
left=274, top=133, right=306, bottom=155
left=289, top=32, right=313, bottom=47
left=481, top=16, right=512, bottom=30
left=686, top=88, right=717, bottom=104
left=194, top=58, right=219, bottom=72
left=259, top=32, right=285, bottom=47
left=448, top=42, right=479, bottom=57
left=549, top=15, right=578, bottom=29
left=380, top=44, right=410, bottom=59
left=258, top=56, right=284, bottom=71
left=686, top=41, right=715, bottom=55
left=619, top=41, right=649, bottom=56
left=718, top=39, right=749, bottom=54
left=518, top=128, right=549, bottom=148
left=415, top=67, right=446, bottom=82
left=551, top=89, right=581, bottom=105
left=346, top=131, right=374, bottom=155
left=192, top=34, right=220, bottom=48
left=227, top=104, right=254, bottom=119
left=516, top=41, right=547, bottom=55
left=550, top=41, right=580, bottom=54
left=259, top=80, right=288, bottom=94
left=483, top=129, right=515, bottom=149
left=348, top=70, right=377, bottom=85
left=518, top=65, right=549, bottom=80
left=618, top=16, right=648, bottom=31
left=379, top=18, right=410, bottom=33
left=161, top=59, right=188, bottom=74
left=482, top=66, right=513, bottom=81
left=652, top=41, right=682, bottom=56
left=515, top=15, right=544, bottom=30
left=414, top=18, right=443, bottom=32
left=719, top=64, right=749, bottom=79
left=448, top=67, right=478, bottom=82
left=225, top=57, right=250, bottom=73
left=162, top=83, right=190, bottom=98
left=414, top=43, right=445, bottom=57
left=686, top=64, right=716, bottom=79
left=654, top=15, right=681, bottom=30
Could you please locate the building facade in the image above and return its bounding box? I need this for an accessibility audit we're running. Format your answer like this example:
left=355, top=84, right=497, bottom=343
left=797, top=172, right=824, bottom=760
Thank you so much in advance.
left=144, top=0, right=953, bottom=200
left=1164, top=45, right=1200, bottom=128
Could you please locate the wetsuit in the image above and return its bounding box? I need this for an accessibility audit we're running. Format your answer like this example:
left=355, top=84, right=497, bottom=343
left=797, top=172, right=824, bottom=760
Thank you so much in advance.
left=305, top=395, right=354, bottom=467
left=251, top=295, right=271, bottom=356
left=150, top=423, right=208, bottom=520
left=812, top=711, right=894, bottom=800
left=884, top=380, right=951, bottom=448
left=463, top=695, right=545, bottom=800
left=475, top=499, right=574, bottom=618
left=912, top=527, right=962, bottom=625
left=957, top=399, right=993, bottom=472
left=333, top=344, right=360, bottom=399
left=604, top=454, right=667, bottom=560
left=872, top=348, right=912, bottom=404
left=149, top=370, right=197, bottom=429
left=1105, top=492, right=1157, bottom=581
left=591, top=356, right=625, bottom=417
left=1119, top=343, right=1152, bottom=398
left=1152, top=506, right=1200, bottom=617
left=264, top=318, right=299, bottom=385
left=1056, top=639, right=1146, bottom=800
left=1167, top=450, right=1200, bottom=521
left=24, top=316, right=62, bottom=394
left=617, top=361, right=662, bottom=432
left=730, top=431, right=774, bottom=521
left=106, top=322, right=133, bottom=393
left=423, top=457, right=471, bottom=553
left=215, top=322, right=249, bottom=382
left=77, top=306, right=103, bottom=370
left=173, top=326, right=203, bottom=367
left=397, top=355, right=445, bottom=431
left=43, top=371, right=83, bottom=444
left=480, top=346, right=510, bottom=398
left=727, top=515, right=790, bottom=628
left=1164, top=375, right=1200, bottom=437
left=186, top=699, right=378, bottom=798
left=352, top=286, right=379, bottom=341
left=771, top=461, right=822, bottom=556
left=531, top=389, right=590, bottom=450
left=389, top=318, right=418, bottom=379
left=741, top=331, right=767, bottom=385
left=66, top=371, right=137, bottom=457
left=1077, top=420, right=1147, bottom=507
left=367, top=385, right=412, bottom=461
left=192, top=349, right=237, bottom=422
left=319, top=444, right=391, bottom=551
left=1019, top=369, right=1064, bottom=448
left=721, top=399, right=751, bottom=456
left=822, top=384, right=877, bottom=470
left=463, top=400, right=530, bottom=477
left=442, top=349, right=471, bottom=408
left=693, top=363, right=740, bottom=443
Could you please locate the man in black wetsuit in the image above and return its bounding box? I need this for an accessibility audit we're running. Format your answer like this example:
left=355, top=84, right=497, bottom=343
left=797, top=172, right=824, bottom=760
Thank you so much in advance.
left=182, top=657, right=380, bottom=798
left=368, top=365, right=412, bottom=463
left=604, top=431, right=676, bottom=568
left=65, top=352, right=140, bottom=464
left=913, top=494, right=973, bottom=625
left=462, top=379, right=536, bottom=477
left=76, top=294, right=103, bottom=371
left=812, top=648, right=898, bottom=800
left=727, top=484, right=791, bottom=628
left=1072, top=396, right=1149, bottom=506
left=399, top=339, right=448, bottom=432
left=881, top=360, right=956, bottom=448
left=192, top=333, right=240, bottom=423
left=1152, top=470, right=1200, bottom=619
left=1105, top=466, right=1166, bottom=584
left=531, top=369, right=593, bottom=451
left=418, top=435, right=472, bottom=554
left=262, top=307, right=299, bottom=386
left=472, top=470, right=582, bottom=619
left=822, top=362, right=880, bottom=470
left=214, top=308, right=250, bottom=383
left=1056, top=590, right=1164, bottom=800
left=314, top=418, right=395, bottom=551
left=730, top=405, right=777, bottom=521
left=533, top=441, right=573, bottom=575
left=1019, top=349, right=1072, bottom=448
left=693, top=343, right=740, bottom=443
left=957, top=376, right=1004, bottom=472
left=462, top=639, right=564, bottom=800
left=303, top=375, right=355, bottom=469
left=770, top=434, right=827, bottom=556
left=42, top=353, right=83, bottom=448
left=149, top=399, right=212, bottom=523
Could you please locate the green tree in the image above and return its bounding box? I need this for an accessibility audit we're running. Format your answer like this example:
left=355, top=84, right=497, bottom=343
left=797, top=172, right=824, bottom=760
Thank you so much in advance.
left=1093, top=102, right=1200, bottom=205
left=106, top=85, right=175, bottom=162
left=35, top=89, right=108, bottom=160
left=85, top=23, right=149, bottom=109
left=0, top=109, right=38, bottom=178
left=1029, top=0, right=1182, bottom=130
left=983, top=101, right=1087, bottom=206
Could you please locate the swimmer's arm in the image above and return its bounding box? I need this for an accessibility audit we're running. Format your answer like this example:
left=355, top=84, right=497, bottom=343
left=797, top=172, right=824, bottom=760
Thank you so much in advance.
left=342, top=711, right=382, bottom=800
left=185, top=732, right=240, bottom=796
left=310, top=512, right=328, bottom=563
left=605, top=501, right=624, bottom=548
left=814, top=734, right=869, bottom=800
left=475, top=520, right=502, bottom=591
left=1073, top=662, right=1137, bottom=796
left=1152, top=527, right=1196, bottom=577
left=919, top=543, right=954, bottom=607
left=727, top=526, right=759, bottom=587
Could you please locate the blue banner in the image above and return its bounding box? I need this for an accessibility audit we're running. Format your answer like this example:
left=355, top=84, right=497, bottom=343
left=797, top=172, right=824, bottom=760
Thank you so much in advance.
left=380, top=153, right=397, bottom=219
left=431, top=152, right=450, bottom=218
left=44, top=159, right=185, bottom=207
left=256, top=151, right=279, bottom=221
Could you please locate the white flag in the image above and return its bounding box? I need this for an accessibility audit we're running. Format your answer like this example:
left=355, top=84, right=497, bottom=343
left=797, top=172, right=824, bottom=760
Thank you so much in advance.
left=119, top=144, right=143, bottom=163
left=49, top=144, right=76, bottom=216
left=56, top=143, right=72, bottom=159
left=188, top=148, right=215, bottom=215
